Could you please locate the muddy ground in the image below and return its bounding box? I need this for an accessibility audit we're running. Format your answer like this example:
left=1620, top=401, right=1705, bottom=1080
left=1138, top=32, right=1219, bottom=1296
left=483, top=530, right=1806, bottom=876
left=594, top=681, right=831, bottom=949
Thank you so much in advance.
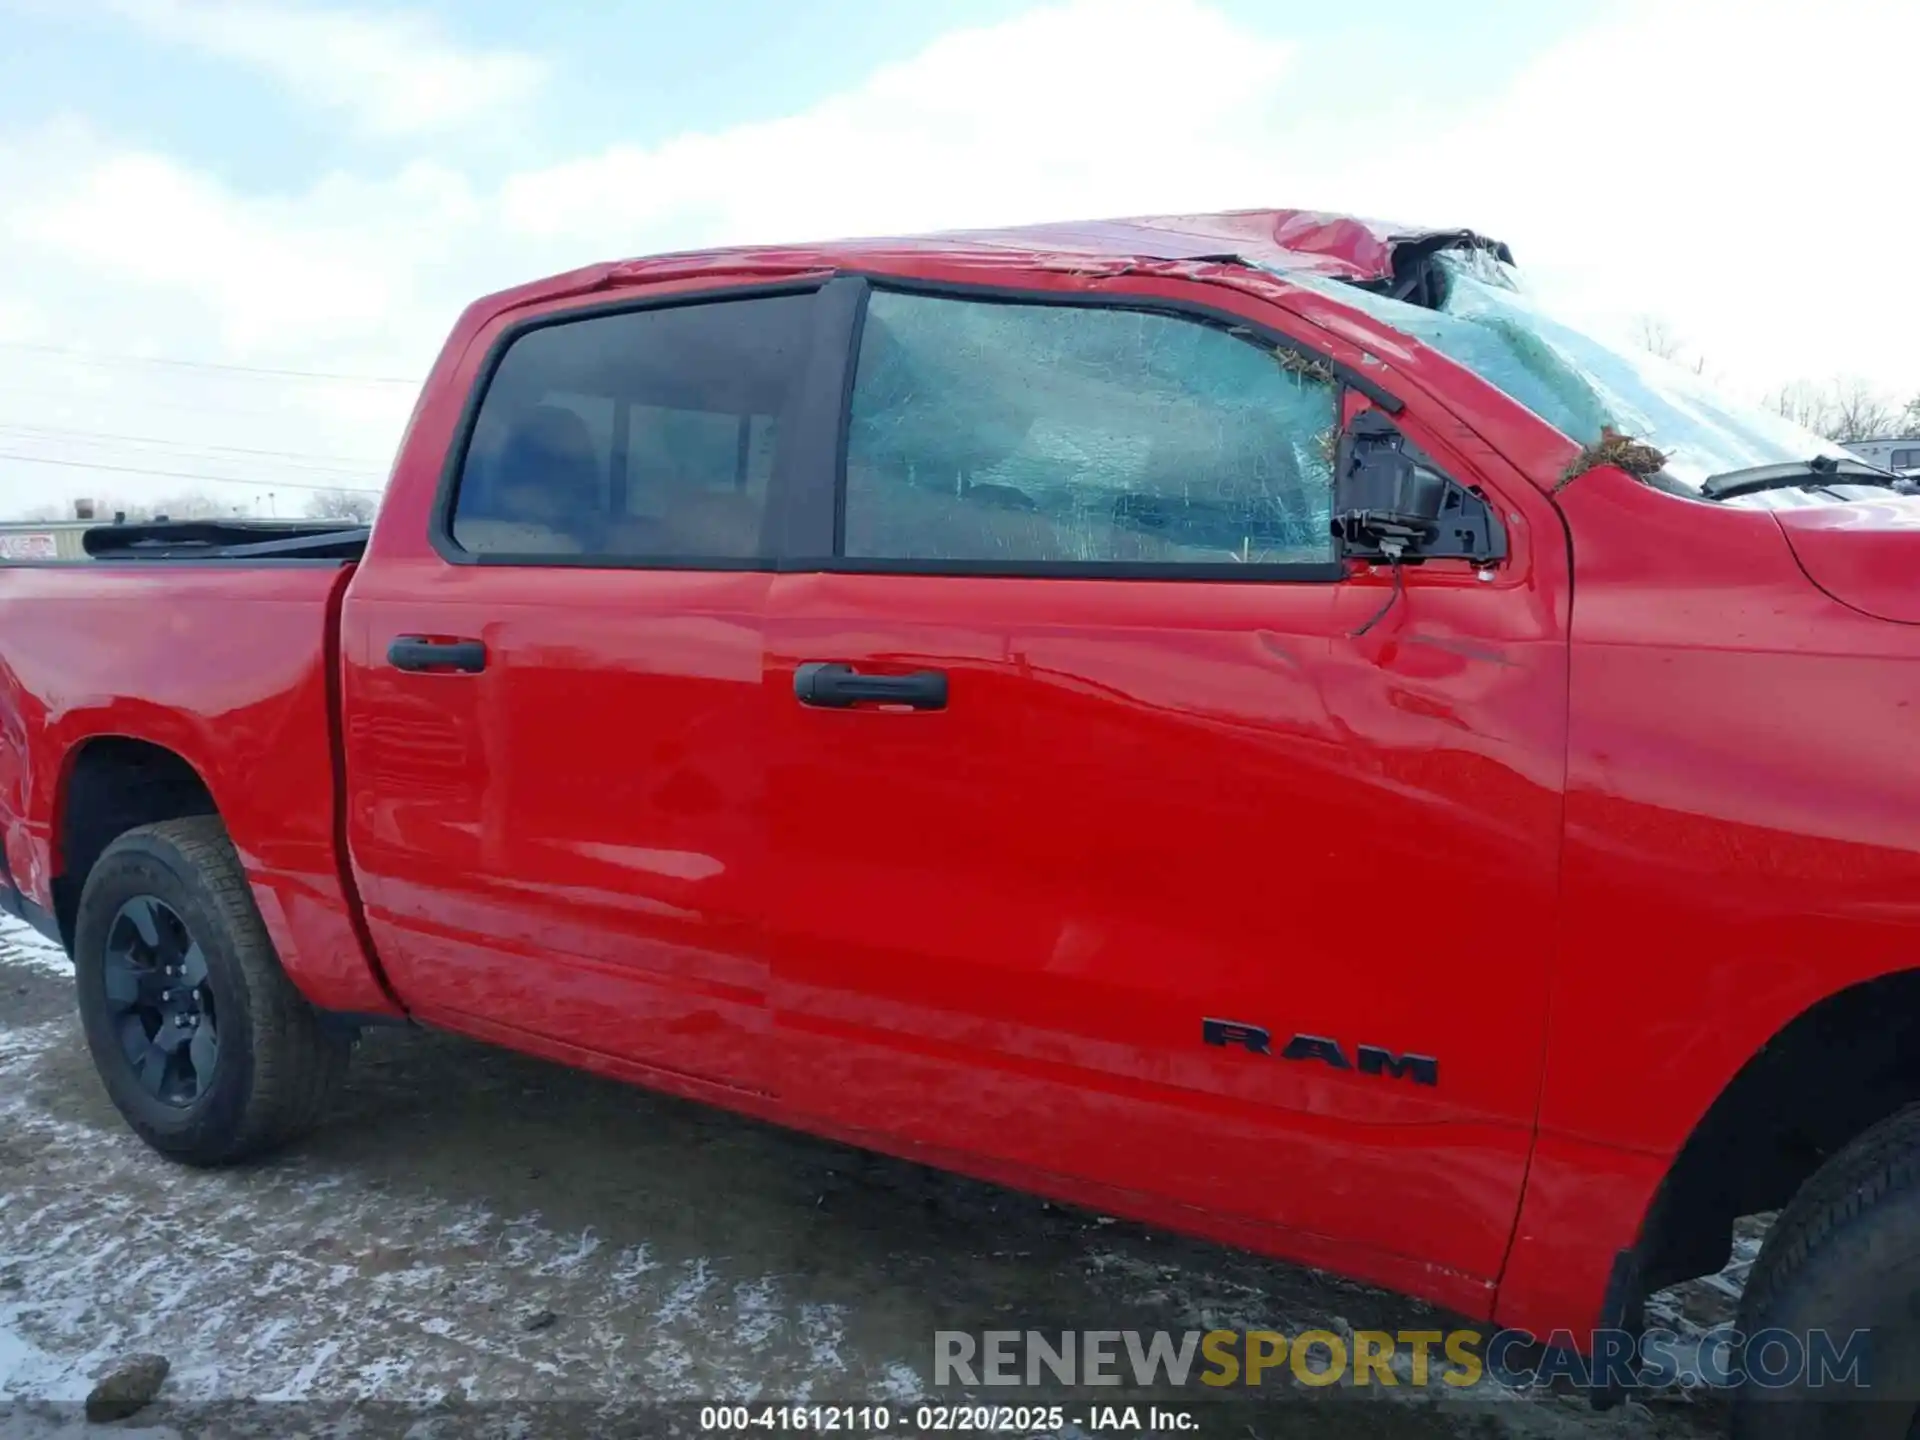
left=0, top=917, right=1741, bottom=1438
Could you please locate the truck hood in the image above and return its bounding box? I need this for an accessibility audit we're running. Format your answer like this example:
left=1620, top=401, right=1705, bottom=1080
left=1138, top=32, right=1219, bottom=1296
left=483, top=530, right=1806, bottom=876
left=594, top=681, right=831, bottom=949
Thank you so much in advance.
left=1773, top=498, right=1920, bottom=624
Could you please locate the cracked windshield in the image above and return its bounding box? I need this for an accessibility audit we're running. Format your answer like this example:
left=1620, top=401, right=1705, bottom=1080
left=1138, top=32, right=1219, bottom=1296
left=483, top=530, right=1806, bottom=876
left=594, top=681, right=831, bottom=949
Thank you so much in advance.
left=1292, top=250, right=1859, bottom=498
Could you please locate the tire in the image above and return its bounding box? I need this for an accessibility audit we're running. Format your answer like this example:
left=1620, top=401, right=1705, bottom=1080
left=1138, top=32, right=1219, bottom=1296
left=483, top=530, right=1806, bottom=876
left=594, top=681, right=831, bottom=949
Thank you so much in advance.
left=72, top=816, right=349, bottom=1165
left=1733, top=1103, right=1920, bottom=1439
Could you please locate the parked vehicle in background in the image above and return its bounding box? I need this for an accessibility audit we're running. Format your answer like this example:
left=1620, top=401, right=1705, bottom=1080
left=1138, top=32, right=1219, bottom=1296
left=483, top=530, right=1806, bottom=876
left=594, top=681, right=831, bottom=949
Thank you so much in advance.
left=1845, top=435, right=1920, bottom=477
left=2, top=209, right=1917, bottom=1438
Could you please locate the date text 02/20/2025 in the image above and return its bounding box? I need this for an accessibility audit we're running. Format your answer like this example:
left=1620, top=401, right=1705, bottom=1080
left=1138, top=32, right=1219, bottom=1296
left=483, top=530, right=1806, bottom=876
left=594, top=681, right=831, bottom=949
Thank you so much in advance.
left=697, top=1405, right=1198, bottom=1432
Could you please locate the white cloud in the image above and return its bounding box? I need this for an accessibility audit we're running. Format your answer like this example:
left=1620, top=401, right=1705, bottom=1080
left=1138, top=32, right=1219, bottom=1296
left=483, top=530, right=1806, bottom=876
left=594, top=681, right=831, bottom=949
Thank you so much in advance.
left=1351, top=0, right=1920, bottom=402
left=19, top=147, right=483, bottom=349
left=105, top=0, right=545, bottom=137
left=1, top=0, right=1916, bottom=520
left=500, top=0, right=1297, bottom=250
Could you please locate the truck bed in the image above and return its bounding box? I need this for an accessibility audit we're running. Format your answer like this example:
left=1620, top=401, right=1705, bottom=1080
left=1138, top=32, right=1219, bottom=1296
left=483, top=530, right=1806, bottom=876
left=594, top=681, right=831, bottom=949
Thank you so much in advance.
left=0, top=557, right=398, bottom=1015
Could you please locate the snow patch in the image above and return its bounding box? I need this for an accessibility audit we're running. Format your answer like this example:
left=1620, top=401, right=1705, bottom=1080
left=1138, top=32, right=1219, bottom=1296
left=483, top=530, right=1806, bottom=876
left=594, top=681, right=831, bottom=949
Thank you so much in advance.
left=654, top=1258, right=714, bottom=1326
left=0, top=1014, right=939, bottom=1413
left=531, top=1228, right=600, bottom=1277
left=873, top=1360, right=924, bottom=1403
left=260, top=1338, right=341, bottom=1399
left=733, top=1276, right=783, bottom=1351
left=0, top=1019, right=66, bottom=1068
left=798, top=1302, right=849, bottom=1375
left=0, top=916, right=68, bottom=978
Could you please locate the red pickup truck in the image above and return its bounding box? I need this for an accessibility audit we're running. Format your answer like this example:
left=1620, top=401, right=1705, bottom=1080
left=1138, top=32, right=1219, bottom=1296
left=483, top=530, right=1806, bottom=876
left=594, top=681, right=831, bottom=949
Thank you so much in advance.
left=3, top=209, right=1917, bottom=1431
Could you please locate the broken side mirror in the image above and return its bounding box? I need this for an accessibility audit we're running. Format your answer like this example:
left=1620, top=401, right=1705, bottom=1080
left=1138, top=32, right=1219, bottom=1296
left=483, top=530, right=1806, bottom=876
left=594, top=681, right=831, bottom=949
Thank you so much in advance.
left=1332, top=412, right=1506, bottom=565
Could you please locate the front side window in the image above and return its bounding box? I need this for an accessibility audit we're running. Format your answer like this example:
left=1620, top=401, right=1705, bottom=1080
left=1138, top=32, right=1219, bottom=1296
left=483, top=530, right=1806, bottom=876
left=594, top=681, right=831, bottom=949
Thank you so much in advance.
left=452, top=292, right=812, bottom=561
left=843, top=291, right=1339, bottom=568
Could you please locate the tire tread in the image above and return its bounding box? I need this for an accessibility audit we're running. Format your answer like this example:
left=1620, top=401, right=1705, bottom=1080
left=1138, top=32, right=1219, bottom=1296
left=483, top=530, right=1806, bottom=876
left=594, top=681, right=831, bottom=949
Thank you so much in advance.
left=84, top=816, right=347, bottom=1163
left=1732, top=1103, right=1920, bottom=1439
left=1739, top=1103, right=1920, bottom=1335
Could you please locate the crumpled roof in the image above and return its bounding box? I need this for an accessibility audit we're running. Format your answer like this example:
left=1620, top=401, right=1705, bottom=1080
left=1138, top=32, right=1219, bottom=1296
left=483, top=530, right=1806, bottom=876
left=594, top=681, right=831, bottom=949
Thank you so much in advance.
left=478, top=208, right=1514, bottom=326
left=888, top=209, right=1510, bottom=283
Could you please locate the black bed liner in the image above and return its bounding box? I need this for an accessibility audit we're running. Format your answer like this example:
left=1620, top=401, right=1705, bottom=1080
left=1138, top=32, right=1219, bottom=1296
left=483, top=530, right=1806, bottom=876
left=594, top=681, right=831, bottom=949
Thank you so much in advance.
left=81, top=520, right=370, bottom=561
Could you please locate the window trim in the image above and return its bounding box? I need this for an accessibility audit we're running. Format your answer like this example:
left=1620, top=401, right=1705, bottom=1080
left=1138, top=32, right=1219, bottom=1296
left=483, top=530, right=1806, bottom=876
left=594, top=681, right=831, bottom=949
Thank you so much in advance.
left=431, top=269, right=1397, bottom=583
left=818, top=273, right=1368, bottom=583
left=430, top=278, right=837, bottom=571
left=818, top=556, right=1348, bottom=582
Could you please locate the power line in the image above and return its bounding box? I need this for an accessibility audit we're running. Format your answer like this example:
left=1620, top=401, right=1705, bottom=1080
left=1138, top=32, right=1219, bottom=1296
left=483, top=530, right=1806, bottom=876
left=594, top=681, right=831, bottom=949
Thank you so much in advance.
left=0, top=386, right=396, bottom=425
left=0, top=339, right=420, bottom=386
left=0, top=372, right=418, bottom=423
left=0, top=452, right=384, bottom=494
left=0, top=428, right=389, bottom=480
left=0, top=421, right=389, bottom=468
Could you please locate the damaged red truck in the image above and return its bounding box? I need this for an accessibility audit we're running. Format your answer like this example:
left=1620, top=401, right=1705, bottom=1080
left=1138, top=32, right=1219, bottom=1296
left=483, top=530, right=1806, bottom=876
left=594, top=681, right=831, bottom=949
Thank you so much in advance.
left=4, top=210, right=1918, bottom=1431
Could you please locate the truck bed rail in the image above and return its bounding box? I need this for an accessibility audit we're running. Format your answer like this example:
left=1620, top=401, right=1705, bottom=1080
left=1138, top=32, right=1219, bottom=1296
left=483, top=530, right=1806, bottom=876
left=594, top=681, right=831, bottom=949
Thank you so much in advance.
left=81, top=521, right=370, bottom=561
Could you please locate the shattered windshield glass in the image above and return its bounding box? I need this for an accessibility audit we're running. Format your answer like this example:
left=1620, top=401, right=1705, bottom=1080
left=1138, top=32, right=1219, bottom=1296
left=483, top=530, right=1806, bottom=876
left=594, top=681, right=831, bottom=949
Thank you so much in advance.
left=1282, top=250, right=1855, bottom=495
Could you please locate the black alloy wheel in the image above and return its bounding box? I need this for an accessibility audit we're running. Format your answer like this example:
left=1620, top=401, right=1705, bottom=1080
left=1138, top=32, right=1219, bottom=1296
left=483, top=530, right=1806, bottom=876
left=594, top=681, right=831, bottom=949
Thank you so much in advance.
left=75, top=818, right=350, bottom=1164
left=99, top=894, right=219, bottom=1106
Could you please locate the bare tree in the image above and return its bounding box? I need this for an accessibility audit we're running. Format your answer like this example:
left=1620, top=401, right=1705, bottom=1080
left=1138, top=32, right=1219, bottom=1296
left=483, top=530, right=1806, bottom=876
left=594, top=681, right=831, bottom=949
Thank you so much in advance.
left=1826, top=379, right=1902, bottom=444
left=1633, top=315, right=1710, bottom=376
left=1765, top=381, right=1836, bottom=435
left=0, top=489, right=312, bottom=525
left=302, top=488, right=380, bottom=525
left=1765, top=379, right=1907, bottom=443
left=3, top=494, right=149, bottom=524
left=1633, top=316, right=1684, bottom=361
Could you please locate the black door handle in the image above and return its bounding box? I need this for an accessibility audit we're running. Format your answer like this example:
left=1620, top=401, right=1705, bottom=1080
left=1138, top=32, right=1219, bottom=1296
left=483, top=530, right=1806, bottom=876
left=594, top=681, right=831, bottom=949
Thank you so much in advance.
left=388, top=637, right=487, bottom=673
left=794, top=662, right=947, bottom=710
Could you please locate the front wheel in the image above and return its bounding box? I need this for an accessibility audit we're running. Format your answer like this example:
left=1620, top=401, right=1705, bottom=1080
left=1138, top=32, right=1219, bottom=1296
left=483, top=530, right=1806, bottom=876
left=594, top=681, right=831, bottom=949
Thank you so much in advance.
left=1734, top=1104, right=1920, bottom=1439
left=73, top=817, right=349, bottom=1165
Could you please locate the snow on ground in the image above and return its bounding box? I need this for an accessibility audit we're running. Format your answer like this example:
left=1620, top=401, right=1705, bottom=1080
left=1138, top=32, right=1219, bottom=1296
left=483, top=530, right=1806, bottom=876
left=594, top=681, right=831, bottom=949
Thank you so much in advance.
left=0, top=934, right=1740, bottom=1438
left=0, top=916, right=70, bottom=977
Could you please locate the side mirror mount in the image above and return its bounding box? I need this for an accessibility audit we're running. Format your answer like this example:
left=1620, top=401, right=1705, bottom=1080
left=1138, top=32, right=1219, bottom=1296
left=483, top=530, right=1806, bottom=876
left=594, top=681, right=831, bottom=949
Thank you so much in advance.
left=1332, top=412, right=1505, bottom=566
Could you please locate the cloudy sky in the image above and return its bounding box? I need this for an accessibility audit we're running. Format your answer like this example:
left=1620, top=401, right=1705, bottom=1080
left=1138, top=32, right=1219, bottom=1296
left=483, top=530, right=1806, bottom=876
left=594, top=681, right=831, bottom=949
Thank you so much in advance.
left=0, top=0, right=1914, bottom=520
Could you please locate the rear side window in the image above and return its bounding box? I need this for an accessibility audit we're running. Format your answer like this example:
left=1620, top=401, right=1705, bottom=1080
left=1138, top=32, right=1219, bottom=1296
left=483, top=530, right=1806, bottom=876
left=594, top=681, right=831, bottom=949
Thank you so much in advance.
left=843, top=291, right=1339, bottom=568
left=451, top=292, right=812, bottom=562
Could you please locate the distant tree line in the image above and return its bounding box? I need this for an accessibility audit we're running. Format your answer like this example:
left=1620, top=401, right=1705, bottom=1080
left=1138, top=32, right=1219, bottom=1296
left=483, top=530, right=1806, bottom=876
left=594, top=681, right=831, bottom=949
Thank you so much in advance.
left=1761, top=380, right=1920, bottom=445
left=1, top=487, right=380, bottom=525
left=1629, top=314, right=1920, bottom=444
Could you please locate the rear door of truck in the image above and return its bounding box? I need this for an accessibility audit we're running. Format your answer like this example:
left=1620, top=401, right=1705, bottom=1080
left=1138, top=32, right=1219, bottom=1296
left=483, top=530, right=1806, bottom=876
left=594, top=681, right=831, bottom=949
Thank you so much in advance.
left=340, top=278, right=849, bottom=1096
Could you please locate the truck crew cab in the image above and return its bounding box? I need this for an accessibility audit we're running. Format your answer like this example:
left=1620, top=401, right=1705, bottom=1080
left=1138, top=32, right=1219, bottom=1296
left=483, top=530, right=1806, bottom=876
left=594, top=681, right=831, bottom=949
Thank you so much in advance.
left=4, top=210, right=1917, bottom=1437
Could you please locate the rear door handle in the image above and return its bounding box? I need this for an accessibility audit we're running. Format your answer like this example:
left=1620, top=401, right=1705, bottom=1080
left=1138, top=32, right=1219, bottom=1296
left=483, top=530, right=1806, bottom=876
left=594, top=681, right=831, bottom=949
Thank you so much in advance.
left=794, top=661, right=947, bottom=710
left=388, top=637, right=487, bottom=673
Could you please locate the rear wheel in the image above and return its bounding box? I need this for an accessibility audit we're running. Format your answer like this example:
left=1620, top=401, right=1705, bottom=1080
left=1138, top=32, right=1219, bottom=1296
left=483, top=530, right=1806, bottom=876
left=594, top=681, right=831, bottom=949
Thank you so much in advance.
left=73, top=817, right=349, bottom=1165
left=1733, top=1104, right=1920, bottom=1439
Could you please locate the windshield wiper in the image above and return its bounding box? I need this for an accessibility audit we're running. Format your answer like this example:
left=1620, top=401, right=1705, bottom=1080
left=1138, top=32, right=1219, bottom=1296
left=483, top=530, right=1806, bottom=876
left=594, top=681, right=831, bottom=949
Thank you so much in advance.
left=1700, top=455, right=1918, bottom=501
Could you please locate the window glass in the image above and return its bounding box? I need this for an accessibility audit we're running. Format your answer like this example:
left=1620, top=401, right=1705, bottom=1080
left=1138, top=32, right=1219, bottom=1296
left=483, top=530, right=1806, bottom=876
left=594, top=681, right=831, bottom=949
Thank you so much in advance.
left=843, top=291, right=1339, bottom=567
left=1892, top=448, right=1918, bottom=470
left=1284, top=253, right=1856, bottom=492
left=452, top=293, right=811, bottom=560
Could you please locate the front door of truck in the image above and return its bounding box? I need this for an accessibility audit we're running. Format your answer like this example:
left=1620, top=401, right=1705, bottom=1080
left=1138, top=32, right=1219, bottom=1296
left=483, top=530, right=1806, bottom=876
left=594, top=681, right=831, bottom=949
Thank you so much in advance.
left=762, top=278, right=1570, bottom=1298
left=344, top=284, right=833, bottom=1096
